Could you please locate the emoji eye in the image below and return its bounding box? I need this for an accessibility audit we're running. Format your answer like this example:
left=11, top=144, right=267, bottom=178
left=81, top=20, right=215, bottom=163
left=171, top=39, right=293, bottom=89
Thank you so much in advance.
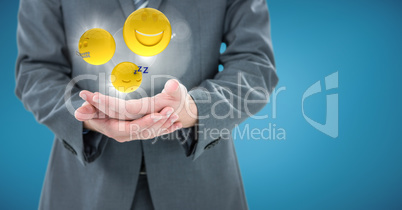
left=152, top=14, right=158, bottom=22
left=79, top=42, right=82, bottom=49
left=110, top=75, right=116, bottom=82
left=142, top=13, right=147, bottom=21
left=83, top=41, right=88, bottom=47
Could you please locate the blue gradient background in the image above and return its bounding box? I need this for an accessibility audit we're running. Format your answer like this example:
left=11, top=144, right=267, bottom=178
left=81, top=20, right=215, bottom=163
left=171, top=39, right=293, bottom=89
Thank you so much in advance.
left=1, top=0, right=401, bottom=209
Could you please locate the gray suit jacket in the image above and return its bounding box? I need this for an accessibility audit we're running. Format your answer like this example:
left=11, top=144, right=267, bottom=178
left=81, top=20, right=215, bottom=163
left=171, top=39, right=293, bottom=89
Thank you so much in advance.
left=15, top=0, right=278, bottom=209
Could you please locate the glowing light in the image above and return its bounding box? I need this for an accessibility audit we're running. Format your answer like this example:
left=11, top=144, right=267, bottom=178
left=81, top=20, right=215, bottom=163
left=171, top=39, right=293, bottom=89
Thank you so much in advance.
left=111, top=62, right=142, bottom=93
left=123, top=8, right=171, bottom=57
left=78, top=28, right=116, bottom=65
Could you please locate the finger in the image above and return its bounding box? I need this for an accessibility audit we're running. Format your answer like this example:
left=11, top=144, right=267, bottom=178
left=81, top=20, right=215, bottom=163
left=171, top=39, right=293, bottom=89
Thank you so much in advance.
left=129, top=107, right=174, bottom=138
left=162, top=79, right=179, bottom=97
left=92, top=92, right=146, bottom=119
left=145, top=106, right=175, bottom=129
left=153, top=113, right=179, bottom=137
left=161, top=79, right=188, bottom=115
left=90, top=108, right=173, bottom=142
left=86, top=91, right=169, bottom=119
left=75, top=102, right=98, bottom=121
left=119, top=108, right=172, bottom=141
left=159, top=113, right=179, bottom=133
left=80, top=90, right=114, bottom=119
left=80, top=91, right=121, bottom=119
left=79, top=90, right=96, bottom=103
left=159, top=122, right=183, bottom=136
left=139, top=107, right=176, bottom=139
left=125, top=97, right=159, bottom=116
left=162, top=79, right=186, bottom=100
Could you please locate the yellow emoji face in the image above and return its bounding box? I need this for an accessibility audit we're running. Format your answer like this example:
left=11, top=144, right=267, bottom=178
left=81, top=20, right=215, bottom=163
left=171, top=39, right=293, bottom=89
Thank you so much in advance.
left=123, top=8, right=171, bottom=57
left=78, top=28, right=116, bottom=65
left=111, top=62, right=142, bottom=93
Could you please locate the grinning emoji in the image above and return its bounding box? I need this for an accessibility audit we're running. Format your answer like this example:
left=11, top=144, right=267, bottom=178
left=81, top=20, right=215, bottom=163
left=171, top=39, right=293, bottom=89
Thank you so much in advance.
left=78, top=28, right=116, bottom=65
left=123, top=8, right=171, bottom=57
left=111, top=62, right=142, bottom=93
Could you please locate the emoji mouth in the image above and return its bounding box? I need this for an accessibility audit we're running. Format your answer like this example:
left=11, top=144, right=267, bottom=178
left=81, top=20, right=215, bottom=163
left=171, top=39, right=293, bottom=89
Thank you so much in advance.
left=135, top=30, right=163, bottom=37
left=122, top=79, right=131, bottom=83
left=135, top=30, right=164, bottom=46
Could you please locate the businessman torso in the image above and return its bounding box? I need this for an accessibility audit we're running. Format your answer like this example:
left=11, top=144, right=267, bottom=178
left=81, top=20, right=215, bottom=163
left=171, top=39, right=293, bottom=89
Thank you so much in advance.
left=39, top=1, right=246, bottom=209
left=16, top=0, right=277, bottom=209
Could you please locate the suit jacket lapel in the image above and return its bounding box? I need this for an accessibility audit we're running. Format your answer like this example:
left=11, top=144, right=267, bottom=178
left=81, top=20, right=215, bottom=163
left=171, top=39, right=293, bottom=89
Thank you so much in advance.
left=118, top=0, right=163, bottom=18
left=118, top=0, right=135, bottom=18
left=147, top=0, right=162, bottom=9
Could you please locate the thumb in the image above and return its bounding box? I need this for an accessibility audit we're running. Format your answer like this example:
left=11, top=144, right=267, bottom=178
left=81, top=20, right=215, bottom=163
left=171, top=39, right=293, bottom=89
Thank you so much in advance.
left=162, top=79, right=185, bottom=99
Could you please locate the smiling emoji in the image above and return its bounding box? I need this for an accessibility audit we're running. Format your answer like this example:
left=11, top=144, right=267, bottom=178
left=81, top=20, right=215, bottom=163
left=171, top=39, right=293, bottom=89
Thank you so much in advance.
left=111, top=62, right=142, bottom=93
left=78, top=28, right=116, bottom=65
left=123, top=8, right=171, bottom=56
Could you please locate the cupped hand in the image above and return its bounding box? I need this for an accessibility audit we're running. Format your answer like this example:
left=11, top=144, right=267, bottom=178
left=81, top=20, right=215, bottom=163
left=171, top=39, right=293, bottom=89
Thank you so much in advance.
left=76, top=79, right=198, bottom=128
left=78, top=106, right=182, bottom=142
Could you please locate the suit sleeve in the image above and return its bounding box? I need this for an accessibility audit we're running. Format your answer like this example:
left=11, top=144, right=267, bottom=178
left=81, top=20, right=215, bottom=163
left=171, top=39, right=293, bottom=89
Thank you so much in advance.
left=15, top=0, right=106, bottom=166
left=185, top=0, right=279, bottom=160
